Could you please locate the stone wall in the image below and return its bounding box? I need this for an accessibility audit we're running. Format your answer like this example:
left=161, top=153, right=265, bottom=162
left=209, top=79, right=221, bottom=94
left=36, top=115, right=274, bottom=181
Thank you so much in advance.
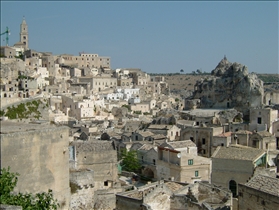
left=211, top=158, right=254, bottom=191
left=73, top=141, right=119, bottom=188
left=0, top=124, right=70, bottom=209
left=0, top=205, right=22, bottom=210
left=238, top=183, right=279, bottom=210
left=115, top=194, right=143, bottom=210
left=70, top=170, right=95, bottom=210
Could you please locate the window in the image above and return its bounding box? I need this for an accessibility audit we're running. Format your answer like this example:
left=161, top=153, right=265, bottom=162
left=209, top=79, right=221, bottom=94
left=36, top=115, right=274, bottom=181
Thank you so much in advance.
left=190, top=137, right=194, bottom=141
left=188, top=159, right=193, bottom=165
left=69, top=146, right=75, bottom=160
left=153, top=159, right=156, bottom=165
left=195, top=171, right=199, bottom=177
left=104, top=181, right=108, bottom=186
left=202, top=138, right=206, bottom=144
left=258, top=117, right=262, bottom=124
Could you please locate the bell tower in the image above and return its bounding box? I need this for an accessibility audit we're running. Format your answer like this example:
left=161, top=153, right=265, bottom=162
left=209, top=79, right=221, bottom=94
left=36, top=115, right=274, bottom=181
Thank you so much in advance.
left=20, top=16, right=28, bottom=50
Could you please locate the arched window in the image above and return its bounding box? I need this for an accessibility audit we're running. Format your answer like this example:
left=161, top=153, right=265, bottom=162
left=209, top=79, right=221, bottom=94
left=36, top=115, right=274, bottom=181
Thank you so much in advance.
left=229, top=180, right=237, bottom=197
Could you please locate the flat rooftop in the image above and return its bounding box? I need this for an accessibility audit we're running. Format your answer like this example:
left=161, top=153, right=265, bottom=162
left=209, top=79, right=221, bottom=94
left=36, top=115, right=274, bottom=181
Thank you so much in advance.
left=0, top=120, right=60, bottom=134
left=181, top=108, right=234, bottom=117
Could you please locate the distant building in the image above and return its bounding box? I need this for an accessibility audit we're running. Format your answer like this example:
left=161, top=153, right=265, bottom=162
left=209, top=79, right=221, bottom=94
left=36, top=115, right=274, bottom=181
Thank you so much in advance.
left=13, top=17, right=29, bottom=51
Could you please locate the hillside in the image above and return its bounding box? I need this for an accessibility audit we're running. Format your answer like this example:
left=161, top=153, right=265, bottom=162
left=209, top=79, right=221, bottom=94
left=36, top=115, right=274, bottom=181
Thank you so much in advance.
left=162, top=73, right=279, bottom=93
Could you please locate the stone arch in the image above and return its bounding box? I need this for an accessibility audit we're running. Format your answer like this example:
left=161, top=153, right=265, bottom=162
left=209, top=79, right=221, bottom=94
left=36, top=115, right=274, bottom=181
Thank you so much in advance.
left=229, top=180, right=237, bottom=197
left=101, top=132, right=110, bottom=140
left=143, top=167, right=155, bottom=178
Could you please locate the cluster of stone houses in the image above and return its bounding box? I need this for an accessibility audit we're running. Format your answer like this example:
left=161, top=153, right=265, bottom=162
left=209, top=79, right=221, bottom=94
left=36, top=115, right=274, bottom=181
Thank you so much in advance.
left=1, top=19, right=279, bottom=210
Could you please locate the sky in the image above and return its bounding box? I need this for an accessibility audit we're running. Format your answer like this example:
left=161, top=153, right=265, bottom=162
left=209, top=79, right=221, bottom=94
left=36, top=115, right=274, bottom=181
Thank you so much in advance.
left=1, top=1, right=278, bottom=74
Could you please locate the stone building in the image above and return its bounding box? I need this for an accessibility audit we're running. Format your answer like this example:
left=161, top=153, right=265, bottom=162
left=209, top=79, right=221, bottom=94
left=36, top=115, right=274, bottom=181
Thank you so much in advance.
left=60, top=52, right=111, bottom=69
left=156, top=140, right=211, bottom=183
left=61, top=95, right=95, bottom=120
left=211, top=145, right=266, bottom=197
left=0, top=121, right=70, bottom=209
left=180, top=125, right=223, bottom=157
left=69, top=140, right=119, bottom=190
left=146, top=124, right=180, bottom=141
left=249, top=107, right=278, bottom=133
left=249, top=130, right=277, bottom=150
left=272, top=120, right=279, bottom=149
left=128, top=69, right=150, bottom=86
left=78, top=75, right=117, bottom=92
left=238, top=174, right=279, bottom=210
left=0, top=46, right=16, bottom=58
left=211, top=131, right=232, bottom=155
left=115, top=180, right=232, bottom=210
left=264, top=90, right=279, bottom=105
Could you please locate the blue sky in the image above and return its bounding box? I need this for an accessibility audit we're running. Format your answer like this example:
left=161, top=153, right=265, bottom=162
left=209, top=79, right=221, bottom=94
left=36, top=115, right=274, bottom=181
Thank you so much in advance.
left=1, top=1, right=278, bottom=74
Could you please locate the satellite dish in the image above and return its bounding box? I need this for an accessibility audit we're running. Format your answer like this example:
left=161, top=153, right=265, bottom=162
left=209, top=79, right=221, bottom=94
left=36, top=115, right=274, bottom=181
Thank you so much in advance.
left=177, top=153, right=181, bottom=158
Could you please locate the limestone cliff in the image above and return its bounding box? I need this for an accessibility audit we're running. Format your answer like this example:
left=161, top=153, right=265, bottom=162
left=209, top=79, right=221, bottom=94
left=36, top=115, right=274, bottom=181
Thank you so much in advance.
left=0, top=58, right=25, bottom=81
left=193, top=57, right=264, bottom=113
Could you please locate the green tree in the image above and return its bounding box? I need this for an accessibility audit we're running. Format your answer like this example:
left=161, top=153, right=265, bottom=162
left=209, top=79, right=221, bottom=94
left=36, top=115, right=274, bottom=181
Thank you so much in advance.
left=0, top=167, right=59, bottom=210
left=120, top=149, right=141, bottom=172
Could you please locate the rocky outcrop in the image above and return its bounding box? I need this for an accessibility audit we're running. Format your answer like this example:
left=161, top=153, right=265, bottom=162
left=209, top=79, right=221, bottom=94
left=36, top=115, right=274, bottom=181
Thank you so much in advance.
left=193, top=57, right=264, bottom=115
left=0, top=58, right=25, bottom=81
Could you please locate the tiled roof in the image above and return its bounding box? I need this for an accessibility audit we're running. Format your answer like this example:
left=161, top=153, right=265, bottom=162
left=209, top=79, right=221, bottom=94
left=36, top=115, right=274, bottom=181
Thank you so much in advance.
left=216, top=132, right=232, bottom=137
left=148, top=124, right=172, bottom=130
left=212, top=145, right=265, bottom=161
left=138, top=131, right=155, bottom=137
left=138, top=144, right=157, bottom=151
left=152, top=134, right=166, bottom=140
left=74, top=141, right=114, bottom=152
left=244, top=174, right=279, bottom=197
left=255, top=131, right=273, bottom=137
left=164, top=140, right=196, bottom=149
left=165, top=182, right=185, bottom=192
left=234, top=130, right=252, bottom=135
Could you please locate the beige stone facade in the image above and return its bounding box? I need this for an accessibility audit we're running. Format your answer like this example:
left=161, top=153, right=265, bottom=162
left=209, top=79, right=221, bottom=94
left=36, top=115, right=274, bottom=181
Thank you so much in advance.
left=0, top=46, right=16, bottom=58
left=211, top=145, right=266, bottom=197
left=156, top=140, right=211, bottom=183
left=70, top=141, right=119, bottom=189
left=249, top=108, right=278, bottom=133
left=78, top=76, right=117, bottom=92
left=180, top=125, right=223, bottom=157
left=60, top=53, right=110, bottom=69
left=0, top=121, right=70, bottom=209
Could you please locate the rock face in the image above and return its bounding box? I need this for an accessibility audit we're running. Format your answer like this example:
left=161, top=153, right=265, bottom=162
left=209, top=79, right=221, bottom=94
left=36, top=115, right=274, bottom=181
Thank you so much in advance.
left=193, top=57, right=264, bottom=115
left=0, top=58, right=25, bottom=81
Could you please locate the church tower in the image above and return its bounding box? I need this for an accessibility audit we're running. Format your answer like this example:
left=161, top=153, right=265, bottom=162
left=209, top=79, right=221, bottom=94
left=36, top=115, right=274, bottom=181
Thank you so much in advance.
left=20, top=16, right=28, bottom=50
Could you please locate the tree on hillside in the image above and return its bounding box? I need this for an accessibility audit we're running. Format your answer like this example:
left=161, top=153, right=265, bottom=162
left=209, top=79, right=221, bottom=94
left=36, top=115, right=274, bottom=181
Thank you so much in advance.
left=196, top=69, right=202, bottom=74
left=120, top=149, right=141, bottom=172
left=180, top=69, right=184, bottom=74
left=0, top=167, right=59, bottom=210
